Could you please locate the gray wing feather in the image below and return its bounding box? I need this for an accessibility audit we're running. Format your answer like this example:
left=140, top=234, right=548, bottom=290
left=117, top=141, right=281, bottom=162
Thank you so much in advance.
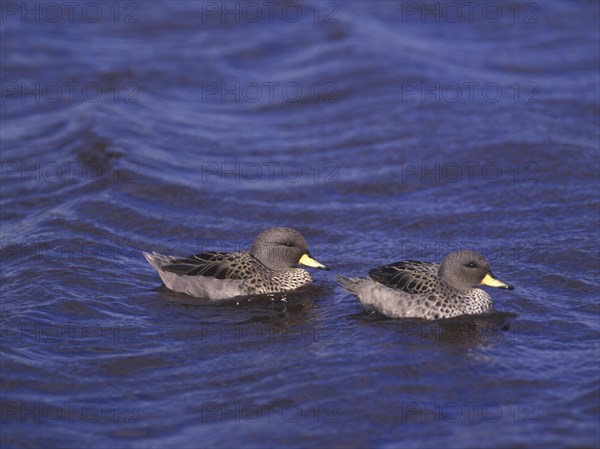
left=368, top=260, right=439, bottom=294
left=161, top=252, right=251, bottom=279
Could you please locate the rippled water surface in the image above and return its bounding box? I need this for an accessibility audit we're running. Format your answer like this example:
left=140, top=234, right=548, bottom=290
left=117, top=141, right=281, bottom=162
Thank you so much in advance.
left=1, top=1, right=599, bottom=448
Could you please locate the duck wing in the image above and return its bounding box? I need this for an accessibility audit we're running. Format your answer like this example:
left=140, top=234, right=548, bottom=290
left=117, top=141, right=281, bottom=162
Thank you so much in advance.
left=368, top=260, right=439, bottom=294
left=161, top=251, right=256, bottom=280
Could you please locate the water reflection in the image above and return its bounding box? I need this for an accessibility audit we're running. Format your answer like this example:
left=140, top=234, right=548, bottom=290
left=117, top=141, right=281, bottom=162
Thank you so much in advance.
left=353, top=311, right=518, bottom=348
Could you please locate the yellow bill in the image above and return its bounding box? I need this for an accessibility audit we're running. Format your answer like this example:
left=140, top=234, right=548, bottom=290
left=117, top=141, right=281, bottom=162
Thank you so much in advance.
left=481, top=273, right=514, bottom=290
left=298, top=253, right=329, bottom=270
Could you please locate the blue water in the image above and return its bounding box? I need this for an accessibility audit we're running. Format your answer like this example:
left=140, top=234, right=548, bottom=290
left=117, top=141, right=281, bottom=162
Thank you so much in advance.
left=1, top=1, right=599, bottom=448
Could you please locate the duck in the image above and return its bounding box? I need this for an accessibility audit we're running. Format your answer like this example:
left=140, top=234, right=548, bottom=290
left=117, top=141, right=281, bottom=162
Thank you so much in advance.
left=338, top=250, right=513, bottom=319
left=144, top=227, right=328, bottom=300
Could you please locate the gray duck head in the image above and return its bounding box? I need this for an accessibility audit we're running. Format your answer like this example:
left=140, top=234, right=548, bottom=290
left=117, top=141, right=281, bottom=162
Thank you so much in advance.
left=250, top=227, right=328, bottom=272
left=438, top=250, right=514, bottom=292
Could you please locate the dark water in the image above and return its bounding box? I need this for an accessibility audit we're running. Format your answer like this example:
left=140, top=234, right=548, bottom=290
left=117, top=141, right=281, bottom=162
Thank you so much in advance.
left=1, top=1, right=599, bottom=447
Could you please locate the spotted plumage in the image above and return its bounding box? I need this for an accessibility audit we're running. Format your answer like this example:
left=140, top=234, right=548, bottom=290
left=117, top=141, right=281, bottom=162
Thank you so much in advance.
left=144, top=227, right=327, bottom=300
left=338, top=250, right=513, bottom=320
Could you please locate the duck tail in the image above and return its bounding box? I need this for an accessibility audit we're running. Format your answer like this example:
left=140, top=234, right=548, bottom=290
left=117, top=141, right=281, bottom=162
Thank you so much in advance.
left=337, top=275, right=362, bottom=294
left=143, top=251, right=169, bottom=270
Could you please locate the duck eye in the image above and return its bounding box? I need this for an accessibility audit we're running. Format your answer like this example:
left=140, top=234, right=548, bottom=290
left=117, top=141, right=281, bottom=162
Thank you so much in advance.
left=466, top=262, right=477, bottom=268
left=283, top=242, right=293, bottom=247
